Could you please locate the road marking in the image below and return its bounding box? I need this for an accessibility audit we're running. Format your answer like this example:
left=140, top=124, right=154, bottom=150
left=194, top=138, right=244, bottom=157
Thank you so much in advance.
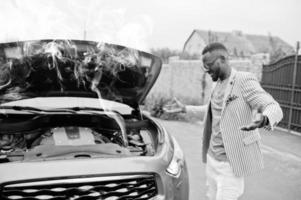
left=261, top=144, right=301, bottom=163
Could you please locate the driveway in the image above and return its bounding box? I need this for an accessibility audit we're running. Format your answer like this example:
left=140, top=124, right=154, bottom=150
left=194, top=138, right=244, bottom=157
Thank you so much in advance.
left=158, top=119, right=301, bottom=200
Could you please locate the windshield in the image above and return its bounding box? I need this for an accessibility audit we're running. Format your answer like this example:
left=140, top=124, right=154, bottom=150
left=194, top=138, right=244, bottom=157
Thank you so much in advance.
left=0, top=40, right=161, bottom=107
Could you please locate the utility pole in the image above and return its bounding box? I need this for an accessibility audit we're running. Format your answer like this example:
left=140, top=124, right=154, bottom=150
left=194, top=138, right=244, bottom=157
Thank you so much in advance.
left=288, top=41, right=300, bottom=132
left=83, top=21, right=87, bottom=40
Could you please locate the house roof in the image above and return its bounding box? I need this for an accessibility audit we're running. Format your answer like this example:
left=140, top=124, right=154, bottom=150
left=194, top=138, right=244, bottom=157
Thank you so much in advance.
left=184, top=29, right=294, bottom=55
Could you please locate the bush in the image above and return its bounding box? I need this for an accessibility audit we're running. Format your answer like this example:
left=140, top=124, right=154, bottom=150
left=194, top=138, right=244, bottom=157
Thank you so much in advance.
left=143, top=94, right=187, bottom=121
left=143, top=94, right=206, bottom=122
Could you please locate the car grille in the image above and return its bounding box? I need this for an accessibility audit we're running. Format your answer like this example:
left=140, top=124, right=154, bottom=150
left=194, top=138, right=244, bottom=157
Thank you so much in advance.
left=0, top=174, right=158, bottom=200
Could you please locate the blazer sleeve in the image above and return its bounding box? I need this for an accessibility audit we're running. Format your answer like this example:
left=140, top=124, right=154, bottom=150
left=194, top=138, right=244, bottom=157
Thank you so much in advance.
left=240, top=73, right=283, bottom=130
left=185, top=104, right=208, bottom=115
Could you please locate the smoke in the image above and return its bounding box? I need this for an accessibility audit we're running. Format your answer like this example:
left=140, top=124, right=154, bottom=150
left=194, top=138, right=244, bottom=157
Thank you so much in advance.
left=0, top=1, right=154, bottom=135
left=0, top=0, right=154, bottom=51
left=0, top=40, right=143, bottom=107
left=0, top=40, right=148, bottom=140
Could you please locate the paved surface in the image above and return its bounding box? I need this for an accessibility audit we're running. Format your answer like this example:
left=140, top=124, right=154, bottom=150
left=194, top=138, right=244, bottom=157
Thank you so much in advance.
left=158, top=119, right=301, bottom=200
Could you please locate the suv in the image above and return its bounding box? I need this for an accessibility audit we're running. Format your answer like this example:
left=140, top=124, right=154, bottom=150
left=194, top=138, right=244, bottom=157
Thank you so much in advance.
left=0, top=40, right=189, bottom=200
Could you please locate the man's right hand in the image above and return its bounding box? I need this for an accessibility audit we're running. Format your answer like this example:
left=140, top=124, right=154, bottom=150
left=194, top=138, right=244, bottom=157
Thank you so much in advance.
left=163, top=97, right=186, bottom=114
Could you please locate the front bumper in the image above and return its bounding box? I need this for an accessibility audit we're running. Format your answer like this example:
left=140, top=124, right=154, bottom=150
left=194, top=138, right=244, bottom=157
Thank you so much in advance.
left=0, top=156, right=189, bottom=199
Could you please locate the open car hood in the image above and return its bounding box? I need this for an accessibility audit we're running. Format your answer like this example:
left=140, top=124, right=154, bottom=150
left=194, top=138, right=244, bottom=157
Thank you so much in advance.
left=0, top=40, right=162, bottom=108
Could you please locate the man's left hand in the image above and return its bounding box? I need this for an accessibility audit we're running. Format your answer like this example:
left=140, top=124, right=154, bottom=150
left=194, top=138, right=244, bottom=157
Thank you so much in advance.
left=240, top=113, right=267, bottom=131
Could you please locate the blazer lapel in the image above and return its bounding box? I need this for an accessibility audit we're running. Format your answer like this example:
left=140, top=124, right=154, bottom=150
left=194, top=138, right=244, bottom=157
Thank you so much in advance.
left=221, top=68, right=237, bottom=115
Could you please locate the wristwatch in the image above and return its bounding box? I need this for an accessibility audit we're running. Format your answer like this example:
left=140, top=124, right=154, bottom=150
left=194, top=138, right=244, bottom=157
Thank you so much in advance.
left=260, top=115, right=269, bottom=128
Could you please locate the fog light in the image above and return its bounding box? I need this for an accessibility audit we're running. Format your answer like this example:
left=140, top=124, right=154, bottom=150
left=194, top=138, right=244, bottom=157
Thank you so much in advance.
left=150, top=196, right=164, bottom=200
left=166, top=137, right=184, bottom=178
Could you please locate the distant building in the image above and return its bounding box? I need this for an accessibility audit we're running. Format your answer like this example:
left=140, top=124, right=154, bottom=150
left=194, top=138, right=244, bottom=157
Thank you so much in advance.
left=183, top=30, right=294, bottom=58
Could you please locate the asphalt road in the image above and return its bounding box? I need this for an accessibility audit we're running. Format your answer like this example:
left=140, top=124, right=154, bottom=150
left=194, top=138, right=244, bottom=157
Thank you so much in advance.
left=158, top=119, right=301, bottom=200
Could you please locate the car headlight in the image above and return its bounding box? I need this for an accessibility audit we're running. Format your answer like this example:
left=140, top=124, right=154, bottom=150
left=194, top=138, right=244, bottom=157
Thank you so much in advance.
left=166, top=137, right=184, bottom=178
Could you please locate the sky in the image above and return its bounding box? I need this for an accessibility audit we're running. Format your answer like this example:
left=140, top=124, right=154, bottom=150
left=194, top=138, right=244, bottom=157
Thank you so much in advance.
left=0, top=0, right=300, bottom=51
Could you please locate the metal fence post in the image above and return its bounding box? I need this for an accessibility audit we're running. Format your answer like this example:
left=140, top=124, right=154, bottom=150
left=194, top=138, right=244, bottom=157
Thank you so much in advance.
left=288, top=41, right=300, bottom=132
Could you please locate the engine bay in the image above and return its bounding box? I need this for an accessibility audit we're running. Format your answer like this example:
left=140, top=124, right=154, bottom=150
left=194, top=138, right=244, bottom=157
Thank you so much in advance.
left=0, top=113, right=157, bottom=163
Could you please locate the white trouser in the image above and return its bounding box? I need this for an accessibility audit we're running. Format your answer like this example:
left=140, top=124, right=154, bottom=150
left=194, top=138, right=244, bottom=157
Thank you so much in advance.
left=206, top=154, right=244, bottom=200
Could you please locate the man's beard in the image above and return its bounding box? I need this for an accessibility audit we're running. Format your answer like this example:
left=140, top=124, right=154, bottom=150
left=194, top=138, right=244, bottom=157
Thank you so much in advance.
left=210, top=71, right=219, bottom=82
left=210, top=68, right=221, bottom=82
left=212, top=75, right=218, bottom=82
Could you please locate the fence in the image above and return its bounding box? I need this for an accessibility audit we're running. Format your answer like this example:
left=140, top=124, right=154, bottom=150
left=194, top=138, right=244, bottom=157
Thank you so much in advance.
left=148, top=58, right=263, bottom=105
left=148, top=61, right=212, bottom=105
left=261, top=53, right=301, bottom=133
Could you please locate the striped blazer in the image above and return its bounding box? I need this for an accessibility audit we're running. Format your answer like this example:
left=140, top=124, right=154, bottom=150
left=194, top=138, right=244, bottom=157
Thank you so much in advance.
left=186, top=69, right=283, bottom=177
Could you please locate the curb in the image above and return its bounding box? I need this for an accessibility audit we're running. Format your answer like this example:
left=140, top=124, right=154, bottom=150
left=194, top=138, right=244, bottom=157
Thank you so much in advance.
left=261, top=144, right=301, bottom=162
left=275, top=126, right=301, bottom=137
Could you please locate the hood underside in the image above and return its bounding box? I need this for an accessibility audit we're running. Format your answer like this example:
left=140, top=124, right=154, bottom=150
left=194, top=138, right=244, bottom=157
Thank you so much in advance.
left=0, top=40, right=162, bottom=108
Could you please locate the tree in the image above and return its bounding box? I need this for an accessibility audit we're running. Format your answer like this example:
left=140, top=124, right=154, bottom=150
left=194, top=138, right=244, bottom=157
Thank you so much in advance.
left=268, top=33, right=288, bottom=63
left=269, top=48, right=286, bottom=63
left=240, top=50, right=245, bottom=58
left=233, top=47, right=238, bottom=57
left=179, top=51, right=200, bottom=60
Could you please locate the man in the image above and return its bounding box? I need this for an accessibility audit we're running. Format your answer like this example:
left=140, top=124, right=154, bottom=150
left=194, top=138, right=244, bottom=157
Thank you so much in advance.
left=164, top=42, right=283, bottom=200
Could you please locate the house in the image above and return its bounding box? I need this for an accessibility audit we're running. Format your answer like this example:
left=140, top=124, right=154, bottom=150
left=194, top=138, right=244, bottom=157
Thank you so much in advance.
left=183, top=30, right=294, bottom=58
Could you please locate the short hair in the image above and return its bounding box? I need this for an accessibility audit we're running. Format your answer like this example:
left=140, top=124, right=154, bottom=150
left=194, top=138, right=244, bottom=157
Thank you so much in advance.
left=202, top=42, right=228, bottom=55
